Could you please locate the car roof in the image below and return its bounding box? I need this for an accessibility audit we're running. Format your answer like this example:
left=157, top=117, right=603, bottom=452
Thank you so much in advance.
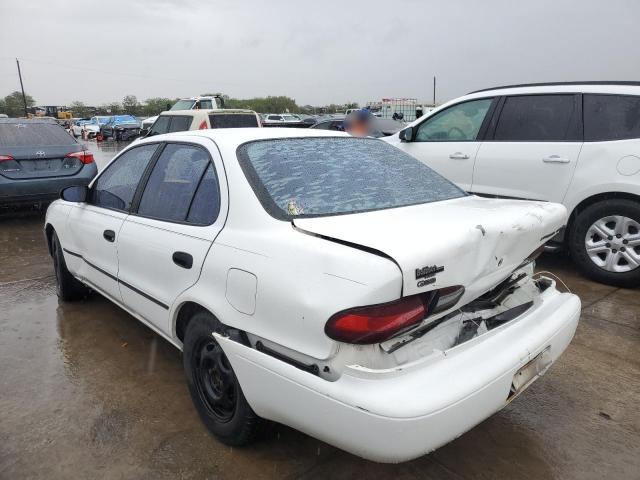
left=138, top=126, right=350, bottom=149
left=0, top=117, right=59, bottom=124
left=160, top=109, right=256, bottom=116
left=465, top=81, right=640, bottom=99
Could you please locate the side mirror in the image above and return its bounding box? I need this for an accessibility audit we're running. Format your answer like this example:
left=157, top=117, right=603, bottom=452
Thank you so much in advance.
left=61, top=185, right=88, bottom=202
left=399, top=126, right=414, bottom=142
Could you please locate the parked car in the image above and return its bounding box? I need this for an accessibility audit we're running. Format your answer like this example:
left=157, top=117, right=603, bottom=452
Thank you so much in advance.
left=45, top=128, right=579, bottom=463
left=70, top=118, right=91, bottom=138
left=261, top=113, right=307, bottom=128
left=145, top=109, right=261, bottom=137
left=386, top=81, right=640, bottom=287
left=310, top=116, right=345, bottom=131
left=142, top=95, right=226, bottom=131
left=313, top=116, right=404, bottom=136
left=82, top=116, right=111, bottom=138
left=0, top=118, right=96, bottom=206
left=100, top=115, right=141, bottom=141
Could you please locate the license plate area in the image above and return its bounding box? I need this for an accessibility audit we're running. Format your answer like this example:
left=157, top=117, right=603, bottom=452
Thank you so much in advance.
left=506, top=346, right=552, bottom=404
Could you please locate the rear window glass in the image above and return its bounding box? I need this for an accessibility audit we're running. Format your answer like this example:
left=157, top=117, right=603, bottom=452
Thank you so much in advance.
left=0, top=122, right=76, bottom=147
left=584, top=94, right=640, bottom=141
left=168, top=116, right=192, bottom=132
left=209, top=114, right=258, bottom=129
left=237, top=137, right=465, bottom=219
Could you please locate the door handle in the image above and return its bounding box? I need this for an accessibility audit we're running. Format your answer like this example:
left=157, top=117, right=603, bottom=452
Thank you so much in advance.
left=103, top=229, right=115, bottom=242
left=449, top=152, right=470, bottom=160
left=542, top=155, right=570, bottom=164
left=172, top=251, right=193, bottom=269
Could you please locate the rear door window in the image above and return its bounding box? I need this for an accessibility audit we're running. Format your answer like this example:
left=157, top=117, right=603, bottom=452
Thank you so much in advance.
left=209, top=114, right=259, bottom=128
left=493, top=95, right=578, bottom=141
left=584, top=94, right=640, bottom=141
left=0, top=121, right=76, bottom=147
left=137, top=144, right=215, bottom=223
left=91, top=144, right=159, bottom=211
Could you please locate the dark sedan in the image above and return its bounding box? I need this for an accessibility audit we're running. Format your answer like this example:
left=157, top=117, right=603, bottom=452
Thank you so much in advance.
left=0, top=118, right=98, bottom=206
left=100, top=115, right=141, bottom=141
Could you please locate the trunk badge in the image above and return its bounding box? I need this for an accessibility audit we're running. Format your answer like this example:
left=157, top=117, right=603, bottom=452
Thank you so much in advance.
left=35, top=151, right=46, bottom=157
left=415, top=265, right=444, bottom=280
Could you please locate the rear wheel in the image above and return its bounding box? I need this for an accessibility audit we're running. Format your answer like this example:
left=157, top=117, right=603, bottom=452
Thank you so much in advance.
left=568, top=199, right=640, bottom=287
left=51, top=231, right=89, bottom=301
left=183, top=312, right=263, bottom=446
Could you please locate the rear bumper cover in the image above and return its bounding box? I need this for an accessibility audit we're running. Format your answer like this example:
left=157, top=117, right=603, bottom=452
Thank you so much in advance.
left=0, top=163, right=97, bottom=205
left=217, top=286, right=581, bottom=463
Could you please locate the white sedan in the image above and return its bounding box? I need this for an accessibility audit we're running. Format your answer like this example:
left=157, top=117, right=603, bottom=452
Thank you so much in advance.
left=44, top=128, right=580, bottom=463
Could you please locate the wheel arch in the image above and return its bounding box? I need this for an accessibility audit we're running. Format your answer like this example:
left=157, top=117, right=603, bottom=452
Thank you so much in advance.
left=44, top=223, right=55, bottom=256
left=566, top=191, right=640, bottom=243
left=173, top=301, right=249, bottom=347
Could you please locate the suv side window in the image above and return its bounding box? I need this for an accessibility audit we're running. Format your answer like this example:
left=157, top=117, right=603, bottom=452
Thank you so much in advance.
left=137, top=143, right=219, bottom=224
left=415, top=98, right=492, bottom=142
left=494, top=95, right=577, bottom=141
left=168, top=116, right=193, bottom=132
left=150, top=116, right=170, bottom=136
left=91, top=144, right=159, bottom=211
left=584, top=94, right=640, bottom=141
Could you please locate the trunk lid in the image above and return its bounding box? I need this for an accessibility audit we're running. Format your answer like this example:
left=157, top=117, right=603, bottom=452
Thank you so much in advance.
left=0, top=145, right=84, bottom=179
left=293, top=196, right=566, bottom=297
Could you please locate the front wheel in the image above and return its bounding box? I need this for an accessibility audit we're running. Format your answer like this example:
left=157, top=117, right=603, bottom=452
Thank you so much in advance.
left=183, top=312, right=263, bottom=446
left=568, top=199, right=640, bottom=287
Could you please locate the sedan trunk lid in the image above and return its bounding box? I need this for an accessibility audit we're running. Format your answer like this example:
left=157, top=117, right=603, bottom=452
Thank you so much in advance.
left=293, top=196, right=566, bottom=298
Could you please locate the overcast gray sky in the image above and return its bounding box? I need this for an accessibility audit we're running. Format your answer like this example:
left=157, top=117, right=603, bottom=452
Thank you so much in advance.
left=1, top=0, right=638, bottom=107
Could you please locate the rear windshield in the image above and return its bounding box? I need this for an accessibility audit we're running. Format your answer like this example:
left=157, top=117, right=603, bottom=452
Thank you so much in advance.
left=0, top=122, right=76, bottom=147
left=209, top=113, right=258, bottom=129
left=237, top=137, right=465, bottom=219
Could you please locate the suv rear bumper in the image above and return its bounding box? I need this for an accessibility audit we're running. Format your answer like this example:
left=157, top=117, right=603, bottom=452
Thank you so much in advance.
left=0, top=163, right=97, bottom=205
left=217, top=285, right=580, bottom=463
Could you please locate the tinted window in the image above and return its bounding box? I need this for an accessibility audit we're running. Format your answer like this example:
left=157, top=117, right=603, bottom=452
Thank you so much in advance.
left=198, top=100, right=213, bottom=109
left=311, top=120, right=332, bottom=130
left=237, top=137, right=465, bottom=219
left=584, top=94, right=640, bottom=141
left=186, top=164, right=220, bottom=224
left=137, top=144, right=211, bottom=223
left=0, top=122, right=76, bottom=147
left=416, top=99, right=492, bottom=141
left=267, top=116, right=281, bottom=121
left=168, top=116, right=193, bottom=132
left=209, top=114, right=259, bottom=128
left=92, top=144, right=158, bottom=211
left=150, top=116, right=170, bottom=135
left=494, top=95, right=577, bottom=141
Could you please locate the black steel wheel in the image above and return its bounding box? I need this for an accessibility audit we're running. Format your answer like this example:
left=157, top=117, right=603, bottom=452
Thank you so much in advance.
left=183, top=311, right=263, bottom=446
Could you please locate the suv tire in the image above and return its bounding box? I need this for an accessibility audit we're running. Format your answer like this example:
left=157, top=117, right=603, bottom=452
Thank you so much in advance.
left=183, top=311, right=263, bottom=446
left=568, top=199, right=640, bottom=287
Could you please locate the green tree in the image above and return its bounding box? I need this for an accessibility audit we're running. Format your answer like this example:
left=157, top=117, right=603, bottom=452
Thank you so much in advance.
left=104, top=102, right=122, bottom=115
left=141, top=97, right=174, bottom=116
left=225, top=95, right=300, bottom=113
left=122, top=95, right=140, bottom=115
left=2, top=91, right=35, bottom=117
left=69, top=101, right=91, bottom=118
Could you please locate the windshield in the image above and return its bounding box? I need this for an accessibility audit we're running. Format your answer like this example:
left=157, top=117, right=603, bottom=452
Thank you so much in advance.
left=0, top=122, right=77, bottom=147
left=114, top=115, right=137, bottom=123
left=96, top=116, right=110, bottom=125
left=237, top=137, right=466, bottom=219
left=170, top=100, right=196, bottom=111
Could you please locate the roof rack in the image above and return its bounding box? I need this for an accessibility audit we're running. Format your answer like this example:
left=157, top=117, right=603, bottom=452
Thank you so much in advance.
left=469, top=81, right=640, bottom=94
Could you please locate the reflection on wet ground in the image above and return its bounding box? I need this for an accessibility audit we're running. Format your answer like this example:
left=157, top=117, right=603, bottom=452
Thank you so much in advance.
left=1, top=211, right=639, bottom=479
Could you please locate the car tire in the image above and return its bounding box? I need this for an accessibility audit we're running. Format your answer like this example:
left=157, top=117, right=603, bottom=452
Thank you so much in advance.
left=183, top=311, right=263, bottom=446
left=51, top=231, right=89, bottom=301
left=568, top=199, right=640, bottom=287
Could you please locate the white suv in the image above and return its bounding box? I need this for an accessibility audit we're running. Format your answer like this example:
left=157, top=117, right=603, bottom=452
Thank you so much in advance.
left=386, top=82, right=640, bottom=287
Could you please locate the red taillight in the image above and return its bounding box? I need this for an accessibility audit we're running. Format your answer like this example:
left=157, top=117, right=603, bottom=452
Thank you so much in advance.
left=66, top=151, right=94, bottom=164
left=198, top=120, right=208, bottom=130
left=0, top=155, right=14, bottom=162
left=325, top=295, right=429, bottom=344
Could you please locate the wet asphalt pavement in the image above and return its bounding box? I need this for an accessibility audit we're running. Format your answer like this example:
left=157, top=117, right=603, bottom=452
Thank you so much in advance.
left=1, top=139, right=639, bottom=479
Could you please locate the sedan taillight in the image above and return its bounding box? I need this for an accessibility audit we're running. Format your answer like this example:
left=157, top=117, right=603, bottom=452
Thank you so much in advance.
left=66, top=151, right=94, bottom=164
left=0, top=155, right=14, bottom=161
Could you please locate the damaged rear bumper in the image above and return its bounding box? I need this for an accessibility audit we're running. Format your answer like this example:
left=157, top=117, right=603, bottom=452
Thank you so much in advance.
left=216, top=284, right=580, bottom=463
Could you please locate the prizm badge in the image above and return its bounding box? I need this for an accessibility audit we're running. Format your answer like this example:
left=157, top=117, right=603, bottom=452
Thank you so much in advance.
left=415, top=265, right=444, bottom=280
left=415, top=264, right=444, bottom=288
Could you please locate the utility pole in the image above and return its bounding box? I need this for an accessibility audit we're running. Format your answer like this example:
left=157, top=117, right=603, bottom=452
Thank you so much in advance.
left=433, top=76, right=436, bottom=106
left=16, top=58, right=28, bottom=117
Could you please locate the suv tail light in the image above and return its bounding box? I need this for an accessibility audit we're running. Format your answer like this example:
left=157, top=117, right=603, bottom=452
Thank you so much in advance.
left=0, top=155, right=14, bottom=161
left=325, top=285, right=466, bottom=345
left=66, top=151, right=94, bottom=164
